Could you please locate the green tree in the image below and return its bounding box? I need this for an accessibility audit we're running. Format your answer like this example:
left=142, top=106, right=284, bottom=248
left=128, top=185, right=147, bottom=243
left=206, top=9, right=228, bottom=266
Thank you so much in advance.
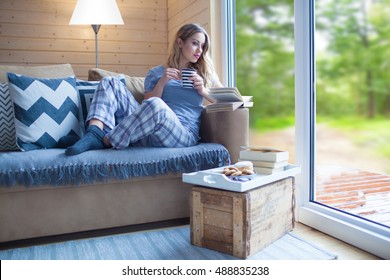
left=236, top=0, right=295, bottom=128
left=237, top=0, right=390, bottom=126
left=316, top=0, right=390, bottom=118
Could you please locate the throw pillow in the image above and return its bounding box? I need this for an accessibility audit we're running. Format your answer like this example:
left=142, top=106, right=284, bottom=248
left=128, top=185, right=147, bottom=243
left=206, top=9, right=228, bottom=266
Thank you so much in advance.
left=76, top=79, right=100, bottom=134
left=76, top=76, right=126, bottom=134
left=7, top=73, right=81, bottom=151
left=0, top=64, right=75, bottom=83
left=0, top=82, right=19, bottom=151
left=88, top=68, right=145, bottom=104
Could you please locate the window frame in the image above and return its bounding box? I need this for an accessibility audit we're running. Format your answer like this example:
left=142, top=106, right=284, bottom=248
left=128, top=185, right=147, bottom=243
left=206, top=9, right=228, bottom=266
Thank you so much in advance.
left=221, top=0, right=236, bottom=87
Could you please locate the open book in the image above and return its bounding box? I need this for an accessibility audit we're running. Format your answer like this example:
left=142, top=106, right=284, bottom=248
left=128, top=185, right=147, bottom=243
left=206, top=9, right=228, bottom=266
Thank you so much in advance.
left=206, top=87, right=253, bottom=113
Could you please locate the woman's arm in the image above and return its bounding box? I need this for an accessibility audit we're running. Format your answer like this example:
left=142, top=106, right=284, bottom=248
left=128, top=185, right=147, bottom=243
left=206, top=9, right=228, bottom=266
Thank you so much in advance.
left=192, top=73, right=224, bottom=104
left=144, top=68, right=181, bottom=99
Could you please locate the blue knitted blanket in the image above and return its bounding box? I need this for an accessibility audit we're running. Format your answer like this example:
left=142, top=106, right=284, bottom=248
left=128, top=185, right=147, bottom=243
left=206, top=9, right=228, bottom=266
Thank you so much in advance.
left=0, top=143, right=230, bottom=187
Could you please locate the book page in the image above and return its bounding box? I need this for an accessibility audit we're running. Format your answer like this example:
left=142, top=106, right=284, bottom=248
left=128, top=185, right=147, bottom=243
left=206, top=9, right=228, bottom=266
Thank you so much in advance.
left=206, top=102, right=243, bottom=113
left=209, top=87, right=243, bottom=102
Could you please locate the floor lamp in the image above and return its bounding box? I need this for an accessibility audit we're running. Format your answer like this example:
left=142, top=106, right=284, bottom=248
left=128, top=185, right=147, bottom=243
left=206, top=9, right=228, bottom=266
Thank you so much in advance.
left=69, top=0, right=124, bottom=68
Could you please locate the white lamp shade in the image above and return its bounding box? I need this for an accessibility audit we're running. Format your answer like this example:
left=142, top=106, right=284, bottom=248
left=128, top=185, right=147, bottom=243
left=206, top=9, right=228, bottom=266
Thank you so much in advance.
left=69, top=0, right=124, bottom=25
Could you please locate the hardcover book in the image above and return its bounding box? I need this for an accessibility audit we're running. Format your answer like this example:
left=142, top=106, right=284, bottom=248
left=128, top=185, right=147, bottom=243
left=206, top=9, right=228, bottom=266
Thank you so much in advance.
left=240, top=159, right=289, bottom=169
left=239, top=146, right=289, bottom=162
left=253, top=166, right=285, bottom=175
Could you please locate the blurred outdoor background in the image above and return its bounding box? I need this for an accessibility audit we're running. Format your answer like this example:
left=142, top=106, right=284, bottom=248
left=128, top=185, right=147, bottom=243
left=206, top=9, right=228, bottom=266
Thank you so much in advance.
left=236, top=0, right=390, bottom=175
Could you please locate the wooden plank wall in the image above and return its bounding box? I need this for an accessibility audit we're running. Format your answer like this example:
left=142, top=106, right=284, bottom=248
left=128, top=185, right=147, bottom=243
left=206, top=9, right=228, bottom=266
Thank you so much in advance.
left=0, top=0, right=168, bottom=80
left=167, top=0, right=223, bottom=84
left=167, top=0, right=211, bottom=44
left=0, top=0, right=216, bottom=80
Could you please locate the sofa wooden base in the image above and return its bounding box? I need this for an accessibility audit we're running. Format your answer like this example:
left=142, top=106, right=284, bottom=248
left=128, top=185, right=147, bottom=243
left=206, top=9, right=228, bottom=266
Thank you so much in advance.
left=0, top=217, right=189, bottom=250
left=0, top=174, right=191, bottom=243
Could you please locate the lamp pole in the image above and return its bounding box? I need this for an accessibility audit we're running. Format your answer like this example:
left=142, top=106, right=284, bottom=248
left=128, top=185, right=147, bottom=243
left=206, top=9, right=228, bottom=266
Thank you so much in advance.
left=69, top=0, right=123, bottom=68
left=91, top=24, right=101, bottom=68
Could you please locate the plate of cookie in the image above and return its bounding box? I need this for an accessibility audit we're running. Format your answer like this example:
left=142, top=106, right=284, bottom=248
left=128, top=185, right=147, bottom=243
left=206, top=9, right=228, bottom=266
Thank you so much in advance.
left=221, top=161, right=257, bottom=181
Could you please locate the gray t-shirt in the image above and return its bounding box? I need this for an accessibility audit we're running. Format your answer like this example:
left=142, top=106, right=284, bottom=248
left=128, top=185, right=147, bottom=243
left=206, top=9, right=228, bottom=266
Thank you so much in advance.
left=144, top=65, right=204, bottom=140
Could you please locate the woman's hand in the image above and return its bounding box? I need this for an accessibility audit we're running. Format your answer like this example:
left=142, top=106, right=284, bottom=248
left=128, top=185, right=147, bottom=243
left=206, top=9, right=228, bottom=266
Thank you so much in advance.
left=145, top=67, right=180, bottom=99
left=190, top=73, right=215, bottom=103
left=163, top=68, right=181, bottom=83
left=190, top=73, right=207, bottom=94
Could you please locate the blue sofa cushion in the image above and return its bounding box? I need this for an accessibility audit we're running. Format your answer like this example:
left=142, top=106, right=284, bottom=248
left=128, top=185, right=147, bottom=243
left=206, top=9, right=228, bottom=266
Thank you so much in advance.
left=0, top=143, right=230, bottom=187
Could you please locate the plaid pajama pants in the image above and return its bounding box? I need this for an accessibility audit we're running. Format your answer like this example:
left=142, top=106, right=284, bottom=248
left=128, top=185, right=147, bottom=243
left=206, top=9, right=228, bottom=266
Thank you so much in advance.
left=86, top=77, right=198, bottom=149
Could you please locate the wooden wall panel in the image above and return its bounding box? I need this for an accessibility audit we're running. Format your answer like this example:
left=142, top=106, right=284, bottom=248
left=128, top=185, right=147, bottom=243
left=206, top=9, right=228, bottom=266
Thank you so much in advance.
left=167, top=0, right=223, bottom=84
left=0, top=0, right=219, bottom=81
left=167, top=0, right=210, bottom=45
left=0, top=0, right=168, bottom=80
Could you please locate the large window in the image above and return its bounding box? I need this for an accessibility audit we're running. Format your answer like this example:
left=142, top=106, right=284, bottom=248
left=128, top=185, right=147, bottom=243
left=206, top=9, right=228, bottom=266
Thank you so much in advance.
left=295, top=0, right=390, bottom=259
left=315, top=0, right=390, bottom=229
left=233, top=0, right=390, bottom=259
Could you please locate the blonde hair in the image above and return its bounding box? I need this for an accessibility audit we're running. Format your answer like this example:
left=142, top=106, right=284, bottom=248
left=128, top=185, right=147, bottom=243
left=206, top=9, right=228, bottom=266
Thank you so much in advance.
left=166, top=23, right=216, bottom=88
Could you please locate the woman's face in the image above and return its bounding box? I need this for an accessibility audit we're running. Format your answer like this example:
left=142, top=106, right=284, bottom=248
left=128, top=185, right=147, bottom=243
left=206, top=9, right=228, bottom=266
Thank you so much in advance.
left=178, top=32, right=206, bottom=67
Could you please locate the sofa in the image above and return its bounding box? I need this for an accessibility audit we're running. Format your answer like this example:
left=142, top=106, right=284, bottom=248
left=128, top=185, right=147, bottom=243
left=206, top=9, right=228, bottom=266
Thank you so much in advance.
left=0, top=64, right=249, bottom=244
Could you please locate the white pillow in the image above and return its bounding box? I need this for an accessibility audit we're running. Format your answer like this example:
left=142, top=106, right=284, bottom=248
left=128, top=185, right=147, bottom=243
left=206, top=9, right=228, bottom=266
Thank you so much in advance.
left=7, top=73, right=81, bottom=151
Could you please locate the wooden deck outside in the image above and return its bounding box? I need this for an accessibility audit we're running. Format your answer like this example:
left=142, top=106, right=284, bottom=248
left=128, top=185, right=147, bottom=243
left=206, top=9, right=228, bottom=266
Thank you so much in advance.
left=315, top=166, right=390, bottom=227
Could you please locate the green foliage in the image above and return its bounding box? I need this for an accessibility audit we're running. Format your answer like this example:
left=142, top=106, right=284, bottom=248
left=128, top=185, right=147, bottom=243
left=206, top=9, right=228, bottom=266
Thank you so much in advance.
left=253, top=116, right=295, bottom=131
left=236, top=0, right=295, bottom=127
left=236, top=0, right=390, bottom=129
left=316, top=0, right=390, bottom=118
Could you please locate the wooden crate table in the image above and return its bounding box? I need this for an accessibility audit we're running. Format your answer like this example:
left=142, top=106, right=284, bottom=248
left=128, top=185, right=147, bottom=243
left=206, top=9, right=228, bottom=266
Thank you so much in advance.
left=190, top=177, right=295, bottom=259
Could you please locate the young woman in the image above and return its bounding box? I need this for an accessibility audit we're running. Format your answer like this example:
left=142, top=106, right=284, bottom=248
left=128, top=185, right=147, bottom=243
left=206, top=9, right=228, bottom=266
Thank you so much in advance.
left=65, top=23, right=223, bottom=156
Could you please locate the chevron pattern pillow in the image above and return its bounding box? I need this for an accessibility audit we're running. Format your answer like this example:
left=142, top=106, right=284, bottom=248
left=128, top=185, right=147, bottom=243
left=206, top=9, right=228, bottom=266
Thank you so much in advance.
left=0, top=82, right=19, bottom=150
left=7, top=73, right=81, bottom=151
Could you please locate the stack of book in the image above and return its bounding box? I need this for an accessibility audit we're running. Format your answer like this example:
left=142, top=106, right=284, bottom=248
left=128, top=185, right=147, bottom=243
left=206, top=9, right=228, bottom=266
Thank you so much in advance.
left=239, top=146, right=289, bottom=175
left=206, top=87, right=253, bottom=113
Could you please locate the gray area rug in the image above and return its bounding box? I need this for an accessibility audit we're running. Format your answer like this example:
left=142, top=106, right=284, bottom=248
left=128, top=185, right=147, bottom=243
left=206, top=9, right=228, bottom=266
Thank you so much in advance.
left=0, top=226, right=337, bottom=260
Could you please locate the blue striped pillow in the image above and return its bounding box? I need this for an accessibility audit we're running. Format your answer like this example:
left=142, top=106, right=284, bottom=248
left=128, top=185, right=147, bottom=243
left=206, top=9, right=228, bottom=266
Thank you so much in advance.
left=76, top=76, right=126, bottom=134
left=0, top=82, right=19, bottom=150
left=7, top=73, right=81, bottom=151
left=76, top=79, right=99, bottom=135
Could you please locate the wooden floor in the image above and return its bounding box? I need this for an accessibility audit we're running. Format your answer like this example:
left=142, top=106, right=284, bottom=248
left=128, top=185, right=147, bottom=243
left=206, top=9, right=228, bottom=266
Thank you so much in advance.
left=316, top=166, right=390, bottom=227
left=292, top=222, right=381, bottom=260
